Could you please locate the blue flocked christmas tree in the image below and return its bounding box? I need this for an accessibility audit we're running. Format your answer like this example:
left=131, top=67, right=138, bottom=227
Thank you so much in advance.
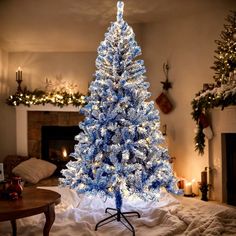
left=61, top=1, right=181, bottom=233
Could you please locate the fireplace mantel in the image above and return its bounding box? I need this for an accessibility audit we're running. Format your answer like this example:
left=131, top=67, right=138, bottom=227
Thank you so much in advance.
left=208, top=106, right=236, bottom=203
left=16, top=105, right=80, bottom=156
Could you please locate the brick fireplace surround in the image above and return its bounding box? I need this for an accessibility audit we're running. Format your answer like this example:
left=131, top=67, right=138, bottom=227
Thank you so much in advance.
left=28, top=111, right=83, bottom=158
left=16, top=105, right=83, bottom=157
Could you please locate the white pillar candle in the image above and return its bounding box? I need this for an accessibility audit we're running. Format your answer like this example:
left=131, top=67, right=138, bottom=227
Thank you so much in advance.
left=184, top=182, right=192, bottom=195
left=192, top=179, right=199, bottom=195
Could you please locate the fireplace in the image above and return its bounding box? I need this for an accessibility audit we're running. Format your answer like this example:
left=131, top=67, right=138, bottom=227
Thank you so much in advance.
left=222, top=133, right=236, bottom=206
left=41, top=125, right=81, bottom=176
left=15, top=105, right=84, bottom=177
left=209, top=106, right=236, bottom=204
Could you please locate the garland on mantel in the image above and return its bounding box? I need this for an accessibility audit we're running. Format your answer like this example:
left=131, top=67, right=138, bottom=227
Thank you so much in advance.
left=6, top=88, right=86, bottom=107
left=191, top=82, right=236, bottom=155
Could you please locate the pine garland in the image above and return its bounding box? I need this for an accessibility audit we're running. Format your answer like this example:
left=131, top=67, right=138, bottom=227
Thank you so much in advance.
left=191, top=83, right=236, bottom=155
left=6, top=88, right=86, bottom=107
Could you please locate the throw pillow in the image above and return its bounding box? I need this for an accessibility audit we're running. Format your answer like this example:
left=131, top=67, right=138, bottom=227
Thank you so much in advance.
left=12, top=158, right=57, bottom=184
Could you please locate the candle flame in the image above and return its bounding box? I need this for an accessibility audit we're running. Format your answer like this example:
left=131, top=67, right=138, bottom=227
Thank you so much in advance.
left=62, top=148, right=67, bottom=159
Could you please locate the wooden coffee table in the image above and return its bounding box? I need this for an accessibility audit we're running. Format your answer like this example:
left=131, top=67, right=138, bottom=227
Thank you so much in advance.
left=0, top=187, right=61, bottom=236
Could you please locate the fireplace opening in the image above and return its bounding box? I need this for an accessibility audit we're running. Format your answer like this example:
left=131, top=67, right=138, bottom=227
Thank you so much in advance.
left=41, top=126, right=81, bottom=176
left=222, top=133, right=236, bottom=206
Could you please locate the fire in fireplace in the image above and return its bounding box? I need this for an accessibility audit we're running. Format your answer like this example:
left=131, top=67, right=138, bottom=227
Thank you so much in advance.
left=41, top=125, right=81, bottom=176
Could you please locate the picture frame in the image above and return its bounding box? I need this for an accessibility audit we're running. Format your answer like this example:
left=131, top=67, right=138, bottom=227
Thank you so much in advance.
left=0, top=163, right=4, bottom=181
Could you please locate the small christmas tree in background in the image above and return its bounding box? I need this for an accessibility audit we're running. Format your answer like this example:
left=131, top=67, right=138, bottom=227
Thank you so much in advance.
left=61, top=1, right=180, bottom=234
left=211, top=11, right=236, bottom=85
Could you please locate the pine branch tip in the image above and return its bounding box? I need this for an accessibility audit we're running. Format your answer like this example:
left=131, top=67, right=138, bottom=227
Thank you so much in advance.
left=117, top=1, right=124, bottom=22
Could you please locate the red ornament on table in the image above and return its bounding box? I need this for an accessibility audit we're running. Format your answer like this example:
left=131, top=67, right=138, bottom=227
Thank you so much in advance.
left=9, top=192, right=19, bottom=200
left=7, top=177, right=23, bottom=198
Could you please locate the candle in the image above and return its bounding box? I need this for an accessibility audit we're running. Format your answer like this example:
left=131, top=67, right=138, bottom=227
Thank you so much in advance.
left=177, top=179, right=184, bottom=189
left=201, top=170, right=207, bottom=185
left=16, top=67, right=22, bottom=81
left=184, top=181, right=192, bottom=195
left=191, top=179, right=199, bottom=195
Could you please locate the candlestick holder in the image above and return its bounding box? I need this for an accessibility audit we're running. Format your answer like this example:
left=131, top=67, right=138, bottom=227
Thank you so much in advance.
left=199, top=183, right=209, bottom=201
left=16, top=77, right=23, bottom=93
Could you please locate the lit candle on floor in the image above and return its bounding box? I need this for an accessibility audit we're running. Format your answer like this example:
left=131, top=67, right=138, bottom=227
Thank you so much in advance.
left=184, top=181, right=192, bottom=195
left=192, top=179, right=199, bottom=195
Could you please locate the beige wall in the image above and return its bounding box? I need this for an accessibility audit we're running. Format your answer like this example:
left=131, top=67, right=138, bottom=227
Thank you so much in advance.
left=142, top=4, right=235, bottom=182
left=0, top=49, right=9, bottom=98
left=0, top=49, right=16, bottom=162
left=8, top=52, right=97, bottom=95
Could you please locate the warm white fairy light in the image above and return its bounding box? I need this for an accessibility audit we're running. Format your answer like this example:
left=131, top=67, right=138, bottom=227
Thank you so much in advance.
left=60, top=1, right=181, bottom=211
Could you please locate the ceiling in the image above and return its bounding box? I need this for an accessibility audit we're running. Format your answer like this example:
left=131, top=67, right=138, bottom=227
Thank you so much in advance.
left=0, top=0, right=235, bottom=52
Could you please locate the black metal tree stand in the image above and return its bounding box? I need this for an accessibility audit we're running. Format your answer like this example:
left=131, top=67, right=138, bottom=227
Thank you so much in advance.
left=95, top=207, right=140, bottom=236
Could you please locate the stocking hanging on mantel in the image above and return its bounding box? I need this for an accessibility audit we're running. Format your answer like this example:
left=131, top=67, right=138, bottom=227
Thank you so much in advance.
left=199, top=113, right=213, bottom=140
left=156, top=62, right=173, bottom=114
